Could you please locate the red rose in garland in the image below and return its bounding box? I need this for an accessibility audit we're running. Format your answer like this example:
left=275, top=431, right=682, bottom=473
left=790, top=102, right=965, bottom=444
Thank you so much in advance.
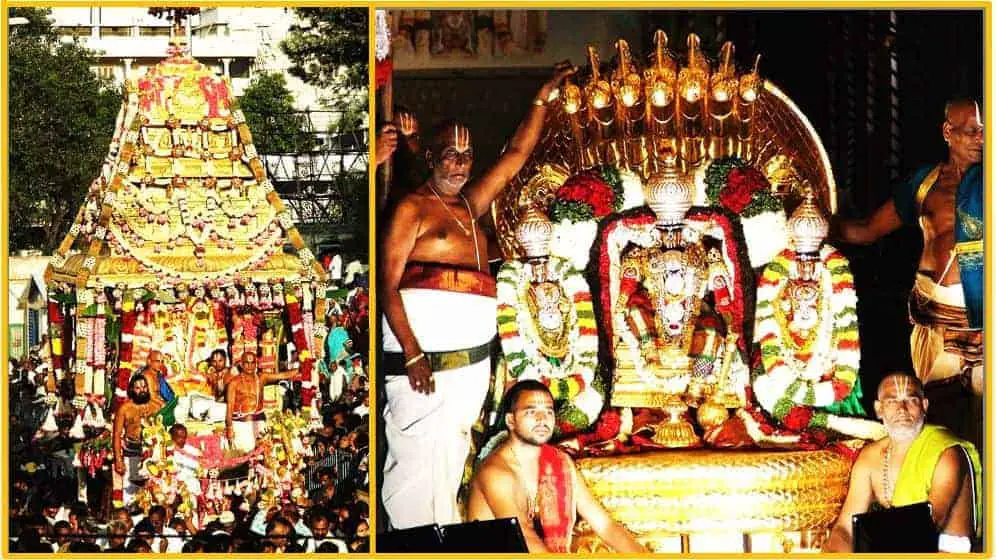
left=728, top=166, right=769, bottom=194
left=831, top=378, right=852, bottom=401
left=705, top=157, right=782, bottom=218
left=782, top=406, right=814, bottom=432
left=719, top=177, right=754, bottom=213
left=547, top=167, right=626, bottom=223
left=375, top=58, right=393, bottom=90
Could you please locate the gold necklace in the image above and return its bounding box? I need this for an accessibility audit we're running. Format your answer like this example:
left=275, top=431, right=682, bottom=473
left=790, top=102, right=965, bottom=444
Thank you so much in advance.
left=428, top=183, right=473, bottom=237
left=509, top=444, right=539, bottom=520
left=882, top=443, right=894, bottom=507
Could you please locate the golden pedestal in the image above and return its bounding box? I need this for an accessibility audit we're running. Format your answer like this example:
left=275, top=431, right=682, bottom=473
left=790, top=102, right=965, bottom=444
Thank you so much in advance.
left=572, top=448, right=851, bottom=553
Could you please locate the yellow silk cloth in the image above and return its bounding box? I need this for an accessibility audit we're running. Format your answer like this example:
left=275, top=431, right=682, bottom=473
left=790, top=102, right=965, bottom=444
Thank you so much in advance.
left=892, top=424, right=982, bottom=536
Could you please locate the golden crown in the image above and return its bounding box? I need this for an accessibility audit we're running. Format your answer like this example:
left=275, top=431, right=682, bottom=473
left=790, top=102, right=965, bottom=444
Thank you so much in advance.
left=495, top=30, right=839, bottom=260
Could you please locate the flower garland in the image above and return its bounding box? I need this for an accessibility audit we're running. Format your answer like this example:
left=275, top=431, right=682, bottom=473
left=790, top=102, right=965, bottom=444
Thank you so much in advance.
left=549, top=167, right=625, bottom=223
left=375, top=9, right=392, bottom=90
left=286, top=285, right=315, bottom=400
left=114, top=297, right=140, bottom=411
left=496, top=257, right=602, bottom=432
left=76, top=435, right=112, bottom=478
left=704, top=157, right=782, bottom=218
left=704, top=157, right=787, bottom=267
left=592, top=207, right=754, bottom=357
left=753, top=245, right=860, bottom=431
left=48, top=299, right=66, bottom=377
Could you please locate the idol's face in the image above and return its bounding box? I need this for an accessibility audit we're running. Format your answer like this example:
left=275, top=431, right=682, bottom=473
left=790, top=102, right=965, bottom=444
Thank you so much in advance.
left=874, top=375, right=927, bottom=443
left=506, top=390, right=555, bottom=446
left=944, top=102, right=984, bottom=164
left=430, top=125, right=473, bottom=194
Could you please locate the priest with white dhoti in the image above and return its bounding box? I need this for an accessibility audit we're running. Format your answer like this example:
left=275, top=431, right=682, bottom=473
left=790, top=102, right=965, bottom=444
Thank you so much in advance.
left=381, top=263, right=497, bottom=528
left=378, top=62, right=573, bottom=530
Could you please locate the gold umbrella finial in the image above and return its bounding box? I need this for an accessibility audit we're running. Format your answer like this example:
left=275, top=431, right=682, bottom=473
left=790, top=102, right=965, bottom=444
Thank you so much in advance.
left=719, top=41, right=735, bottom=75
left=586, top=45, right=601, bottom=82
left=654, top=30, right=669, bottom=71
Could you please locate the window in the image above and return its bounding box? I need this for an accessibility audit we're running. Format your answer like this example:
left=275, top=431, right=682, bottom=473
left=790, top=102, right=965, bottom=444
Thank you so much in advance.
left=60, top=26, right=92, bottom=38
left=27, top=309, right=39, bottom=348
left=139, top=26, right=171, bottom=37
left=95, top=65, right=117, bottom=81
left=229, top=58, right=251, bottom=79
left=100, top=26, right=132, bottom=38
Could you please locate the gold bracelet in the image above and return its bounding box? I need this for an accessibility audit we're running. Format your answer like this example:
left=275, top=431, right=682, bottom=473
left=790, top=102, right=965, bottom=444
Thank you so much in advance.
left=405, top=353, right=426, bottom=367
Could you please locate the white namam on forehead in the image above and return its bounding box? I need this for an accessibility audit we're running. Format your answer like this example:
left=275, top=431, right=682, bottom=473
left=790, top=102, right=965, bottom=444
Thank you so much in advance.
left=451, top=123, right=471, bottom=152
left=879, top=374, right=922, bottom=400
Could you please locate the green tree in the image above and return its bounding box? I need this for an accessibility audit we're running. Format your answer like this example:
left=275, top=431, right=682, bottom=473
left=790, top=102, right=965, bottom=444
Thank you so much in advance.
left=8, top=7, right=120, bottom=253
left=280, top=8, right=369, bottom=253
left=280, top=8, right=368, bottom=113
left=238, top=72, right=313, bottom=154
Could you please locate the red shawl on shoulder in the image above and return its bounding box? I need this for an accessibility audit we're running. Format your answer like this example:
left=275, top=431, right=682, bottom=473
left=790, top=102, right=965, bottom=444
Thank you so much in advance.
left=536, top=444, right=575, bottom=552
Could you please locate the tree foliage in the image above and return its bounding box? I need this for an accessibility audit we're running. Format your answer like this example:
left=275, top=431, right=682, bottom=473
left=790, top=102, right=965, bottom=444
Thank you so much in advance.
left=280, top=8, right=368, bottom=113
left=238, top=72, right=314, bottom=154
left=280, top=8, right=369, bottom=253
left=8, top=7, right=120, bottom=253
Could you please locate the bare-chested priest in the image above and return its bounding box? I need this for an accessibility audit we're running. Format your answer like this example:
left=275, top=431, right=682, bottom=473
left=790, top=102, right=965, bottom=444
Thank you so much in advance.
left=824, top=372, right=981, bottom=553
left=835, top=99, right=983, bottom=451
left=113, top=375, right=161, bottom=505
left=468, top=381, right=646, bottom=553
left=225, top=351, right=297, bottom=453
left=138, top=351, right=170, bottom=406
left=380, top=62, right=575, bottom=529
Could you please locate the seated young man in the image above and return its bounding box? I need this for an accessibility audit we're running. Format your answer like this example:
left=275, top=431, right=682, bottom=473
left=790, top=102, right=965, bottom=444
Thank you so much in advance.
left=824, top=371, right=981, bottom=553
left=467, top=380, right=646, bottom=553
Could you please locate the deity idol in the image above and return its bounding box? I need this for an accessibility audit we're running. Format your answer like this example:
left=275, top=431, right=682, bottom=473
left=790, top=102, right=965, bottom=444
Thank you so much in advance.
left=752, top=190, right=885, bottom=440
left=608, top=155, right=750, bottom=447
left=496, top=207, right=603, bottom=435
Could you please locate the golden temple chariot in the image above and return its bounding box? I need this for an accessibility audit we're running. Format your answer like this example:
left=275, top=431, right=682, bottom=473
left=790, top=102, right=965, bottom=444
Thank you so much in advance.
left=44, top=27, right=328, bottom=422
left=493, top=31, right=873, bottom=553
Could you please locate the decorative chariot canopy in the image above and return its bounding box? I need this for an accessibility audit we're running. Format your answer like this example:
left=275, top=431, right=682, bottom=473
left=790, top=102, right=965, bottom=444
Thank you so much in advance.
left=45, top=22, right=325, bottom=290
left=41, top=17, right=328, bottom=413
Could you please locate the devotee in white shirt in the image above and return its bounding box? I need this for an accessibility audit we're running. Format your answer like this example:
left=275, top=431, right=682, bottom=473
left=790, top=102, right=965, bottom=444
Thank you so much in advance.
left=167, top=424, right=202, bottom=496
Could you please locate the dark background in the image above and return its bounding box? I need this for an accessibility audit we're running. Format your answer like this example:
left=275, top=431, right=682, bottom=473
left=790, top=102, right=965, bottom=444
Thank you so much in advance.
left=387, top=10, right=984, bottom=412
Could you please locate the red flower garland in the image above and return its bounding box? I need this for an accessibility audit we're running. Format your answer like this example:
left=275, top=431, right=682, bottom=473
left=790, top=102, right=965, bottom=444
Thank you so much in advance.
left=553, top=173, right=618, bottom=219
left=285, top=298, right=314, bottom=392
left=375, top=58, right=393, bottom=90
left=782, top=406, right=814, bottom=432
left=47, top=301, right=65, bottom=374
left=114, top=307, right=138, bottom=413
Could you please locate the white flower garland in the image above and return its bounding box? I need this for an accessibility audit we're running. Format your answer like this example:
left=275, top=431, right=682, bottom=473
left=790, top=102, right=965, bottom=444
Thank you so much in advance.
left=375, top=10, right=391, bottom=62
left=753, top=245, right=860, bottom=416
left=496, top=257, right=602, bottom=422
left=550, top=219, right=598, bottom=271
left=740, top=210, right=788, bottom=268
